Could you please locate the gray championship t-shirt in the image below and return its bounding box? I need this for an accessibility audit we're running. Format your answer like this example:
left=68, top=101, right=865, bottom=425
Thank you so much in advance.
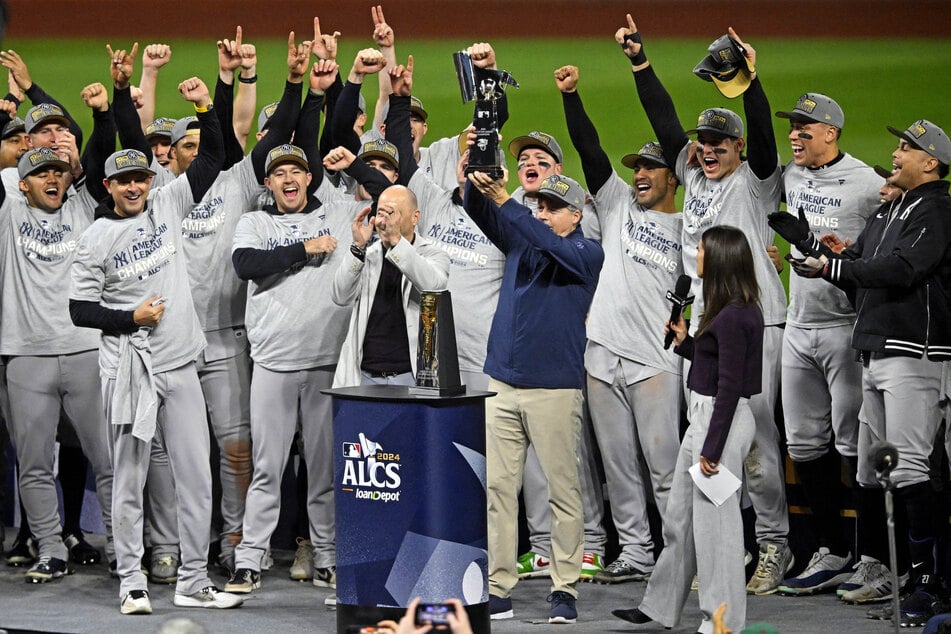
left=410, top=169, right=504, bottom=373
left=586, top=170, right=683, bottom=379
left=0, top=187, right=101, bottom=355
left=70, top=176, right=206, bottom=377
left=676, top=144, right=786, bottom=328
left=783, top=153, right=880, bottom=328
left=231, top=202, right=356, bottom=371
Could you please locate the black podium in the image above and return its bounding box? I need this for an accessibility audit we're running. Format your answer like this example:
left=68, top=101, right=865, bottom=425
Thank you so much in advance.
left=325, top=385, right=493, bottom=634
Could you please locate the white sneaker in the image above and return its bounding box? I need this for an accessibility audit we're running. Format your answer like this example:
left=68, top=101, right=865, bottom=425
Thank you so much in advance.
left=777, top=548, right=852, bottom=595
left=746, top=543, right=794, bottom=595
left=121, top=589, right=152, bottom=615
left=840, top=557, right=907, bottom=604
left=324, top=593, right=337, bottom=607
left=173, top=586, right=243, bottom=609
left=289, top=538, right=314, bottom=581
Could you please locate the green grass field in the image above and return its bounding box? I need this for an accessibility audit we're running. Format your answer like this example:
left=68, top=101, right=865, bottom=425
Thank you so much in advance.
left=6, top=35, right=950, bottom=289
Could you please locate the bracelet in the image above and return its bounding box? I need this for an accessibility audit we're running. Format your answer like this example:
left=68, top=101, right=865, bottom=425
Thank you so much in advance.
left=349, top=243, right=367, bottom=262
left=194, top=102, right=213, bottom=113
left=238, top=75, right=258, bottom=84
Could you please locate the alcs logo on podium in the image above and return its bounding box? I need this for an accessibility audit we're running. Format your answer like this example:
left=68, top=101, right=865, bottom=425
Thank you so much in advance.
left=340, top=432, right=402, bottom=503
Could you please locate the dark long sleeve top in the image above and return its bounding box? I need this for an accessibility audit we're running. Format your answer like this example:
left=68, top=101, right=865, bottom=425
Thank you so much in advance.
left=676, top=302, right=764, bottom=462
left=330, top=80, right=363, bottom=155
left=561, top=90, right=613, bottom=195
left=294, top=90, right=326, bottom=197
left=250, top=80, right=303, bottom=184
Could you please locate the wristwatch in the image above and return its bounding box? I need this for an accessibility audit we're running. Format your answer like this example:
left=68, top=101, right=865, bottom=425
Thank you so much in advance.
left=349, top=242, right=367, bottom=262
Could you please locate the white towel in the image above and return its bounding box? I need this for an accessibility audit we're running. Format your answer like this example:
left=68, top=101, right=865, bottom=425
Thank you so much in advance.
left=111, top=329, right=158, bottom=442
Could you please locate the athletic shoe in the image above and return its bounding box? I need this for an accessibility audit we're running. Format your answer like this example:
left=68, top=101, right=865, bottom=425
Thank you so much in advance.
left=173, top=585, right=243, bottom=609
left=900, top=586, right=947, bottom=627
left=746, top=543, right=794, bottom=595
left=25, top=556, right=71, bottom=583
left=324, top=594, right=337, bottom=607
left=579, top=552, right=603, bottom=582
left=839, top=558, right=902, bottom=603
left=313, top=565, right=336, bottom=589
left=612, top=607, right=655, bottom=625
left=866, top=602, right=893, bottom=620
left=547, top=591, right=577, bottom=624
left=777, top=547, right=852, bottom=595
left=120, top=589, right=152, bottom=615
left=489, top=594, right=513, bottom=620
left=290, top=538, right=314, bottom=581
left=5, top=536, right=37, bottom=567
left=63, top=532, right=101, bottom=565
left=517, top=550, right=550, bottom=579
left=593, top=558, right=652, bottom=584
left=149, top=555, right=179, bottom=584
left=225, top=568, right=261, bottom=594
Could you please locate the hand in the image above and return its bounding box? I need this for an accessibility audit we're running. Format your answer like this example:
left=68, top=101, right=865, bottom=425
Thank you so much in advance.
left=217, top=27, right=245, bottom=73
left=373, top=202, right=405, bottom=248
left=786, top=253, right=828, bottom=278
left=287, top=31, right=313, bottom=81
left=664, top=314, right=687, bottom=347
left=81, top=82, right=109, bottom=112
left=310, top=59, right=340, bottom=95
left=614, top=14, right=645, bottom=64
left=130, top=85, right=144, bottom=109
left=444, top=598, right=472, bottom=634
left=303, top=234, right=338, bottom=256
left=727, top=27, right=756, bottom=71
left=353, top=48, right=386, bottom=77
left=106, top=42, right=139, bottom=89
left=767, top=207, right=811, bottom=247
left=467, top=170, right=509, bottom=206
left=699, top=455, right=719, bottom=476
left=239, top=41, right=257, bottom=72
left=553, top=65, right=579, bottom=93
left=712, top=602, right=732, bottom=634
left=49, top=129, right=81, bottom=174
left=820, top=233, right=850, bottom=254
left=6, top=69, right=24, bottom=101
left=142, top=43, right=172, bottom=70
left=178, top=77, right=211, bottom=107
left=389, top=55, right=413, bottom=97
left=133, top=295, right=166, bottom=327
left=0, top=98, right=17, bottom=117
left=456, top=148, right=470, bottom=189
left=323, top=146, right=356, bottom=172
left=372, top=5, right=395, bottom=48
left=394, top=598, right=433, bottom=634
left=311, top=17, right=341, bottom=61
left=0, top=50, right=33, bottom=91
left=467, top=42, right=496, bottom=69
left=766, top=245, right=783, bottom=274
left=351, top=205, right=374, bottom=247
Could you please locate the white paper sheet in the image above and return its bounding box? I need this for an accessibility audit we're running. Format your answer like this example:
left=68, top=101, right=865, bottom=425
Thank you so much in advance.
left=688, top=462, right=742, bottom=507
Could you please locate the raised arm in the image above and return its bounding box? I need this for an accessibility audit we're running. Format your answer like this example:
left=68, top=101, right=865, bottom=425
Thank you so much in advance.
left=371, top=5, right=396, bottom=134
left=179, top=77, right=224, bottom=202
left=296, top=59, right=339, bottom=196
left=730, top=28, right=777, bottom=181
left=109, top=42, right=152, bottom=161
left=333, top=48, right=385, bottom=153
left=233, top=28, right=259, bottom=151
left=137, top=43, right=172, bottom=131
left=215, top=27, right=250, bottom=169
left=384, top=55, right=418, bottom=185
left=78, top=82, right=115, bottom=203
left=556, top=65, right=612, bottom=195
left=2, top=49, right=84, bottom=149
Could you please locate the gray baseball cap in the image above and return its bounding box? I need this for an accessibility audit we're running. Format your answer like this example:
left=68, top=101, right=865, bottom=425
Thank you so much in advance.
left=887, top=119, right=951, bottom=165
left=24, top=103, right=70, bottom=134
left=379, top=95, right=429, bottom=123
left=359, top=139, right=399, bottom=170
left=104, top=149, right=156, bottom=179
left=3, top=116, right=25, bottom=139
left=17, top=147, right=69, bottom=179
left=693, top=35, right=753, bottom=99
left=508, top=130, right=563, bottom=164
left=145, top=117, right=177, bottom=140
left=621, top=142, right=669, bottom=170
left=536, top=174, right=585, bottom=210
left=686, top=108, right=745, bottom=139
left=776, top=93, right=845, bottom=129
left=258, top=102, right=279, bottom=133
left=265, top=144, right=309, bottom=174
left=170, top=116, right=199, bottom=147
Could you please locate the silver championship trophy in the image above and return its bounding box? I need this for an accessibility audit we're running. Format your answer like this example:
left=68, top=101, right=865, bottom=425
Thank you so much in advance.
left=412, top=291, right=465, bottom=396
left=453, top=50, right=518, bottom=179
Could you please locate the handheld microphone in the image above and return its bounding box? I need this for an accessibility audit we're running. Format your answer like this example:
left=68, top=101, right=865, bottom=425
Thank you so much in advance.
left=664, top=274, right=694, bottom=350
left=870, top=441, right=899, bottom=476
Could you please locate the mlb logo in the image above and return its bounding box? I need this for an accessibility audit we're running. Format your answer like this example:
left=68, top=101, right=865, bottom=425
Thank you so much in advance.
left=343, top=443, right=361, bottom=459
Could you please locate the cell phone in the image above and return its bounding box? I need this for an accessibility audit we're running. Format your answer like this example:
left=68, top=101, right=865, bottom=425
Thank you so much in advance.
left=150, top=297, right=167, bottom=307
left=415, top=602, right=455, bottom=626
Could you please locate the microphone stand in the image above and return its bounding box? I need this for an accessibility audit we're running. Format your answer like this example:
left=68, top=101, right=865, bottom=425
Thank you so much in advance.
left=876, top=466, right=901, bottom=634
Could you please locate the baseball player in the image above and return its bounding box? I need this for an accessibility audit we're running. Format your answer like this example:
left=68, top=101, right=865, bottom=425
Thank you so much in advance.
left=769, top=94, right=882, bottom=600
left=556, top=63, right=684, bottom=584
left=771, top=119, right=951, bottom=626
left=619, top=15, right=792, bottom=594
left=69, top=78, right=240, bottom=614
left=0, top=79, right=117, bottom=584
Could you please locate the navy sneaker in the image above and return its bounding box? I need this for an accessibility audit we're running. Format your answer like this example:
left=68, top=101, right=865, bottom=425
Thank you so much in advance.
left=900, top=586, right=946, bottom=627
left=548, top=591, right=577, bottom=624
left=777, top=547, right=852, bottom=595
left=612, top=607, right=655, bottom=626
left=489, top=594, right=513, bottom=620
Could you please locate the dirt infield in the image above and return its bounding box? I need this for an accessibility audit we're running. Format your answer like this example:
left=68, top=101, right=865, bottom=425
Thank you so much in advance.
left=7, top=0, right=950, bottom=40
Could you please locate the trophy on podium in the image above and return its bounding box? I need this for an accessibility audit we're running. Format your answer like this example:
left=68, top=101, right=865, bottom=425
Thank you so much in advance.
left=412, top=291, right=465, bottom=396
left=453, top=50, right=518, bottom=179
